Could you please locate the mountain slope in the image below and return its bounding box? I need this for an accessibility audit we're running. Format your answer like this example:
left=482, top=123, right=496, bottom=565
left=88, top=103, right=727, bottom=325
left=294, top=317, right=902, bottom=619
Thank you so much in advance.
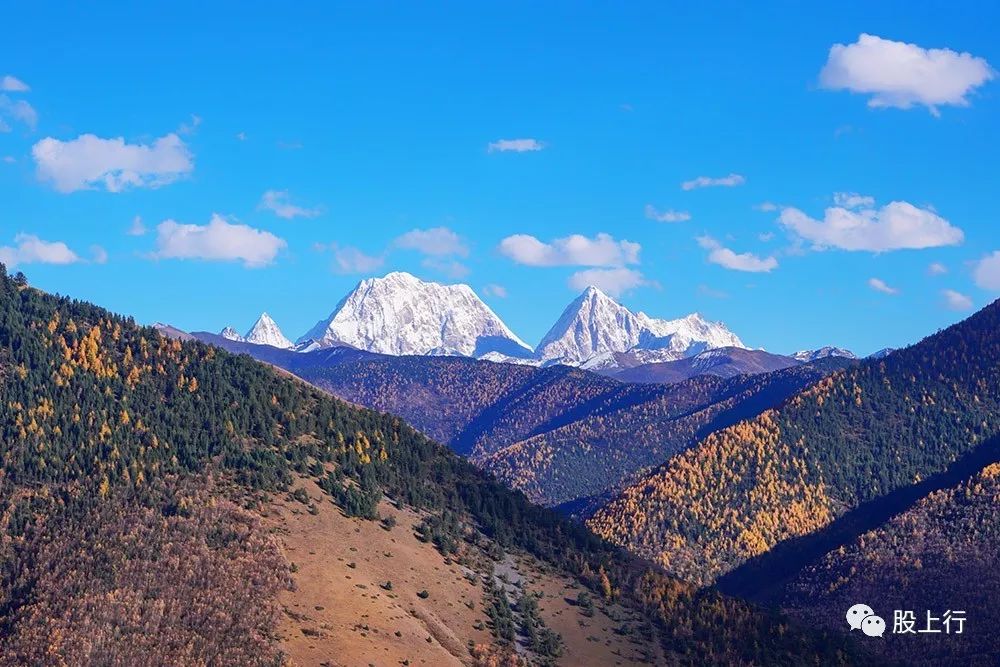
left=299, top=271, right=532, bottom=358
left=589, top=299, right=1000, bottom=586
left=777, top=440, right=1000, bottom=665
left=0, top=267, right=859, bottom=665
left=479, top=360, right=855, bottom=507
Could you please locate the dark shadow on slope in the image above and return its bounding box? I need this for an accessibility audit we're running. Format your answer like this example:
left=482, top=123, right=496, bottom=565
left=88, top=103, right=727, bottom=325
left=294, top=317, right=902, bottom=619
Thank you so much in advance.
left=716, top=432, right=1000, bottom=605
left=449, top=365, right=625, bottom=455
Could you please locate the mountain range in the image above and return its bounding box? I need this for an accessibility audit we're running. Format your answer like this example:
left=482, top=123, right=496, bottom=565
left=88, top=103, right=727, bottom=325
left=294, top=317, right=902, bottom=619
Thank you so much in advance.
left=588, top=296, right=1000, bottom=587
left=9, top=263, right=1000, bottom=664
left=0, top=266, right=860, bottom=665
left=185, top=328, right=856, bottom=512
left=188, top=281, right=1000, bottom=664
left=213, top=272, right=854, bottom=371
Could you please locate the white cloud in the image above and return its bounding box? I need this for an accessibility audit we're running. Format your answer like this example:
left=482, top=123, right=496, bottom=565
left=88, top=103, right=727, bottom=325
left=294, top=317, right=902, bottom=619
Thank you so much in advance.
left=819, top=33, right=995, bottom=115
left=32, top=132, right=193, bottom=193
left=0, top=234, right=81, bottom=268
left=488, top=138, right=544, bottom=153
left=868, top=277, right=899, bottom=295
left=151, top=214, right=285, bottom=268
left=0, top=95, right=37, bottom=130
left=644, top=204, right=691, bottom=223
left=778, top=200, right=963, bottom=252
left=127, top=215, right=147, bottom=236
left=394, top=227, right=468, bottom=257
left=499, top=232, right=640, bottom=267
left=91, top=245, right=108, bottom=264
left=927, top=261, right=948, bottom=275
left=482, top=283, right=508, bottom=298
left=2, top=156, right=14, bottom=164
left=833, top=192, right=875, bottom=209
left=681, top=173, right=745, bottom=191
left=1, top=75, right=29, bottom=92
left=942, top=289, right=973, bottom=311
left=236, top=132, right=246, bottom=141
left=568, top=268, right=650, bottom=297
left=259, top=190, right=321, bottom=219
left=331, top=245, right=384, bottom=274
left=758, top=232, right=775, bottom=242
left=696, top=236, right=777, bottom=273
left=973, top=251, right=1000, bottom=291
left=755, top=202, right=778, bottom=212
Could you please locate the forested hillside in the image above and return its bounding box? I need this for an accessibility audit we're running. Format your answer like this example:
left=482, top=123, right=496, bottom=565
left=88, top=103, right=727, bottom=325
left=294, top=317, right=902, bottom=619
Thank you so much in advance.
left=0, top=267, right=859, bottom=665
left=191, top=334, right=619, bottom=457
left=780, top=450, right=1000, bottom=665
left=479, top=361, right=851, bottom=507
left=589, top=299, right=1000, bottom=586
left=196, top=332, right=848, bottom=510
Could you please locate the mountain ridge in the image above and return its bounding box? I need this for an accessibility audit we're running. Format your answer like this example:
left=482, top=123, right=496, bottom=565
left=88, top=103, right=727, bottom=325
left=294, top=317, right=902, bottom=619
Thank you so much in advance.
left=207, top=272, right=771, bottom=371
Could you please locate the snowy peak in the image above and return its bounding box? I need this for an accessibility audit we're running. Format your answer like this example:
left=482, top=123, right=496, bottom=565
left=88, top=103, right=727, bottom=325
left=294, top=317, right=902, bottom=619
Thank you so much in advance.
left=535, top=286, right=647, bottom=364
left=298, top=272, right=532, bottom=358
left=535, top=286, right=747, bottom=366
left=220, top=326, right=244, bottom=342
left=244, top=313, right=294, bottom=349
left=637, top=311, right=745, bottom=356
left=792, top=346, right=857, bottom=362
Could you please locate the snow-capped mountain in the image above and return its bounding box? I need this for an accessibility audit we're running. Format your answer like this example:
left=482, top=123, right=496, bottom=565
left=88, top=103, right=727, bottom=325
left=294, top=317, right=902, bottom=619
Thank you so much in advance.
left=792, top=346, right=857, bottom=362
left=204, top=275, right=753, bottom=369
left=298, top=272, right=533, bottom=358
left=244, top=313, right=294, bottom=349
left=535, top=286, right=746, bottom=367
left=535, top=287, right=647, bottom=365
left=220, top=326, right=244, bottom=342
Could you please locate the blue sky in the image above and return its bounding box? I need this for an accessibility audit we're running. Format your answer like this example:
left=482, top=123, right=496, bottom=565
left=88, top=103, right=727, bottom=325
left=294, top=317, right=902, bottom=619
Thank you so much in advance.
left=1, top=2, right=998, bottom=355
